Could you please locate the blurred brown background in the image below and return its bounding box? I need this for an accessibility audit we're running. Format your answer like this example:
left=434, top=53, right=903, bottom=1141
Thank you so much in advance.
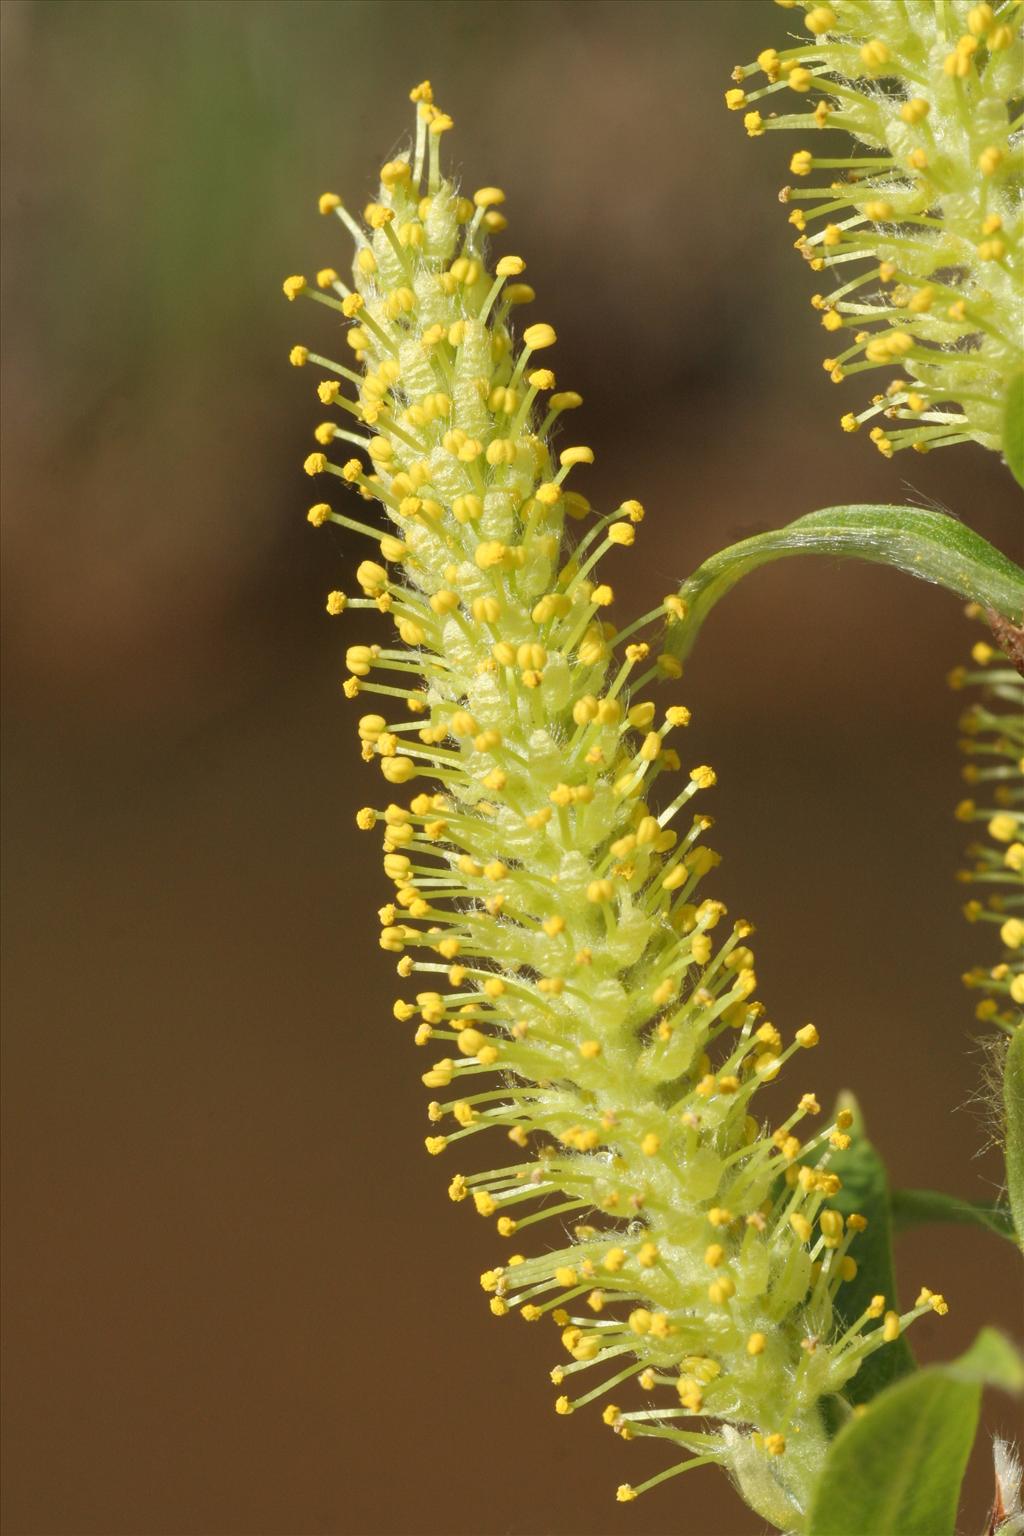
left=2, top=2, right=1021, bottom=1533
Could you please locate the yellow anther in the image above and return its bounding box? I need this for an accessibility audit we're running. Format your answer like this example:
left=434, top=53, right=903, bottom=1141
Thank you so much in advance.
left=516, top=642, right=547, bottom=671
left=900, top=97, right=930, bottom=125
left=475, top=541, right=508, bottom=570
left=453, top=493, right=483, bottom=524
left=523, top=323, right=557, bottom=350
left=859, top=38, right=890, bottom=69
left=819, top=1210, right=844, bottom=1245
left=747, top=1332, right=767, bottom=1356
left=796, top=1024, right=819, bottom=1048
left=380, top=158, right=410, bottom=187
left=429, top=589, right=459, bottom=616
left=805, top=5, right=836, bottom=32
left=379, top=535, right=407, bottom=562
left=533, top=592, right=572, bottom=623
left=1000, top=918, right=1024, bottom=949
left=381, top=757, right=415, bottom=784
left=882, top=1310, right=901, bottom=1342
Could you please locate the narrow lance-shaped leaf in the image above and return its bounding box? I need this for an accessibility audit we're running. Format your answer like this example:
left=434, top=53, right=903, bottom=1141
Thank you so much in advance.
left=889, top=1186, right=1016, bottom=1243
left=807, top=1329, right=1024, bottom=1536
left=666, top=506, right=1024, bottom=666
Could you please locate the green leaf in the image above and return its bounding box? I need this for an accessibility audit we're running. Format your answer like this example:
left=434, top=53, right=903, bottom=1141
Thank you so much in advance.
left=667, top=505, right=1024, bottom=665
left=890, top=1186, right=1016, bottom=1242
left=807, top=1329, right=1023, bottom=1536
left=1005, top=1027, right=1024, bottom=1250
left=943, top=1327, right=1024, bottom=1392
left=818, top=1093, right=914, bottom=1403
left=1005, top=371, right=1024, bottom=491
